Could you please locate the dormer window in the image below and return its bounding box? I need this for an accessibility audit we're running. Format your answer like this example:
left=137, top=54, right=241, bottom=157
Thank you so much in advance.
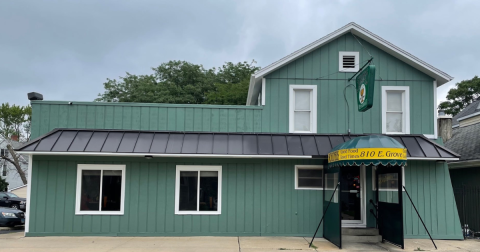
left=339, top=52, right=359, bottom=72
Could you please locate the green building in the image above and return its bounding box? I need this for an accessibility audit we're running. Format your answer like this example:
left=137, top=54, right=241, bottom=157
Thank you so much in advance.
left=18, top=23, right=463, bottom=245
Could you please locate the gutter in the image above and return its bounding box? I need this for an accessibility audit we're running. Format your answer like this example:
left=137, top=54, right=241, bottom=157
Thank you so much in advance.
left=17, top=151, right=459, bottom=161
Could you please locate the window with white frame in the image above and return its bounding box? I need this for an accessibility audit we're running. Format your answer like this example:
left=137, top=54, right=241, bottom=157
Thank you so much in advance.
left=339, top=51, right=359, bottom=72
left=289, top=85, right=317, bottom=133
left=75, top=164, right=126, bottom=215
left=382, top=86, right=410, bottom=134
left=372, top=166, right=405, bottom=191
left=175, top=165, right=222, bottom=215
left=295, top=165, right=323, bottom=190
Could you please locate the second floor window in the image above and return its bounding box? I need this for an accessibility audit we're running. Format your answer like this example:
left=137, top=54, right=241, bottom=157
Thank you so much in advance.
left=382, top=86, right=410, bottom=134
left=289, top=85, right=317, bottom=133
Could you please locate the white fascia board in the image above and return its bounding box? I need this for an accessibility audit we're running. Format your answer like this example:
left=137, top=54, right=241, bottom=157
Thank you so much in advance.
left=407, top=157, right=459, bottom=161
left=246, top=75, right=257, bottom=105
left=448, top=159, right=480, bottom=169
left=433, top=80, right=438, bottom=139
left=25, top=154, right=32, bottom=235
left=457, top=111, right=480, bottom=122
left=19, top=151, right=312, bottom=159
left=246, top=22, right=453, bottom=104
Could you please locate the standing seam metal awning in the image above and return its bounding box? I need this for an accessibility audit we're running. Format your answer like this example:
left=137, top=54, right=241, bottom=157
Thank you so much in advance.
left=15, top=129, right=460, bottom=160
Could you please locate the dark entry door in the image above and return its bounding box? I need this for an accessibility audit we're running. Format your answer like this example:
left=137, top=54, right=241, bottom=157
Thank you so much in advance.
left=376, top=165, right=404, bottom=249
left=323, top=166, right=341, bottom=248
left=340, top=166, right=362, bottom=224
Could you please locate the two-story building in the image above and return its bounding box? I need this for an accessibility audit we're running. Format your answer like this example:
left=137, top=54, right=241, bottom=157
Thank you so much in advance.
left=17, top=23, right=463, bottom=246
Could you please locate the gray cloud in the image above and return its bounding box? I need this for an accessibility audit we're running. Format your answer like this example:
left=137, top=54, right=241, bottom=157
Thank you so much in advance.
left=1, top=0, right=479, bottom=107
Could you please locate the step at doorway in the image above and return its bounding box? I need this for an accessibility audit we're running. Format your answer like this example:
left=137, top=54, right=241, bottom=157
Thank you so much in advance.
left=342, top=228, right=381, bottom=243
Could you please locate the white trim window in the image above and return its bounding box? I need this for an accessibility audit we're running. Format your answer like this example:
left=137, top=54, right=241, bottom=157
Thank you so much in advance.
left=75, top=164, right=126, bottom=215
left=175, top=165, right=222, bottom=215
left=372, top=166, right=405, bottom=191
left=295, top=165, right=323, bottom=190
left=339, top=51, right=360, bottom=72
left=289, top=85, right=317, bottom=133
left=382, top=86, right=410, bottom=134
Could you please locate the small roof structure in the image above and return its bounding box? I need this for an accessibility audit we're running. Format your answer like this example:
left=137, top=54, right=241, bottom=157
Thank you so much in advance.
left=246, top=22, right=453, bottom=105
left=446, top=121, right=480, bottom=165
left=16, top=129, right=459, bottom=160
left=452, top=99, right=480, bottom=127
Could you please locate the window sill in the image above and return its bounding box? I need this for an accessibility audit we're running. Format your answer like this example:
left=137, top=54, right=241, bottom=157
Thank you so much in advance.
left=339, top=69, right=358, bottom=73
left=75, top=211, right=124, bottom=215
left=384, top=132, right=407, bottom=135
left=295, top=187, right=323, bottom=190
left=175, top=211, right=221, bottom=215
left=290, top=131, right=316, bottom=134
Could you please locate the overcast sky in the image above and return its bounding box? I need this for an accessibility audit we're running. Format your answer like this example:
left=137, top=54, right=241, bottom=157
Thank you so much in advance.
left=1, top=0, right=479, bottom=107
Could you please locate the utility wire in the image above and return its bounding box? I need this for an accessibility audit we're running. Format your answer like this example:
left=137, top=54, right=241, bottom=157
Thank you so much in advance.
left=313, top=59, right=371, bottom=80
left=351, top=32, right=372, bottom=58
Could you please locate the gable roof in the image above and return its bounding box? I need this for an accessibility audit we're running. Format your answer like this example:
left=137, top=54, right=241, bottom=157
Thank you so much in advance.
left=246, top=22, right=453, bottom=105
left=452, top=99, right=480, bottom=126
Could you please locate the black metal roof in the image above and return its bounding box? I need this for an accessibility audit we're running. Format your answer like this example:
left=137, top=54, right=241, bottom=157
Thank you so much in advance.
left=16, top=129, right=460, bottom=159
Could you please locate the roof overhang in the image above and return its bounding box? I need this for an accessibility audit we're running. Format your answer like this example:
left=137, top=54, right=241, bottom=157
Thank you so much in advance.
left=448, top=159, right=480, bottom=169
left=246, top=22, right=453, bottom=105
left=16, top=129, right=460, bottom=161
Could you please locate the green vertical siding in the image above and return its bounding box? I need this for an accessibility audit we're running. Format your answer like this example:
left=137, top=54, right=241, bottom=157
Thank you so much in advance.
left=403, top=161, right=463, bottom=239
left=262, top=33, right=435, bottom=135
left=28, top=156, right=462, bottom=239
left=28, top=156, right=323, bottom=237
left=30, top=103, right=263, bottom=139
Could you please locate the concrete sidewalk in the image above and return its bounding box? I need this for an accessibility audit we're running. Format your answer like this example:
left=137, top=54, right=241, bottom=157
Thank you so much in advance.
left=0, top=230, right=479, bottom=251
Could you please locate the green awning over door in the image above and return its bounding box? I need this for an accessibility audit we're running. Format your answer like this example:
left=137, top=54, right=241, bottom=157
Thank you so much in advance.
left=327, top=135, right=407, bottom=167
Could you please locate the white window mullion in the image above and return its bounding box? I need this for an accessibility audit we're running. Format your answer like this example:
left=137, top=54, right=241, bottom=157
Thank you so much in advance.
left=197, top=171, right=200, bottom=211
left=99, top=169, right=103, bottom=212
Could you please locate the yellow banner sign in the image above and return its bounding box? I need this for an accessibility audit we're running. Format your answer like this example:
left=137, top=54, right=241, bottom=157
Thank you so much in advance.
left=328, top=148, right=407, bottom=163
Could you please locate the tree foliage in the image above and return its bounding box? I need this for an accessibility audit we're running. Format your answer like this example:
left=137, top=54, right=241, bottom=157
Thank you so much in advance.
left=0, top=103, right=31, bottom=185
left=0, top=103, right=32, bottom=141
left=439, top=76, right=480, bottom=116
left=96, top=60, right=260, bottom=105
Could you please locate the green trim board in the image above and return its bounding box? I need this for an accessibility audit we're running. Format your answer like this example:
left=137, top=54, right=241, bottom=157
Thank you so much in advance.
left=27, top=156, right=462, bottom=238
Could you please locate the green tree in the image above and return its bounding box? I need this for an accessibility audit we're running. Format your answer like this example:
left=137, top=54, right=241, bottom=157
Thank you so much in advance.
left=0, top=177, right=8, bottom=192
left=205, top=61, right=260, bottom=105
left=96, top=61, right=217, bottom=104
left=0, top=103, right=31, bottom=185
left=439, top=76, right=480, bottom=116
left=96, top=60, right=260, bottom=105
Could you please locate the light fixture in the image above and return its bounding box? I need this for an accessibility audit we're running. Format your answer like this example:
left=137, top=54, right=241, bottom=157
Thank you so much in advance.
left=145, top=155, right=153, bottom=160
